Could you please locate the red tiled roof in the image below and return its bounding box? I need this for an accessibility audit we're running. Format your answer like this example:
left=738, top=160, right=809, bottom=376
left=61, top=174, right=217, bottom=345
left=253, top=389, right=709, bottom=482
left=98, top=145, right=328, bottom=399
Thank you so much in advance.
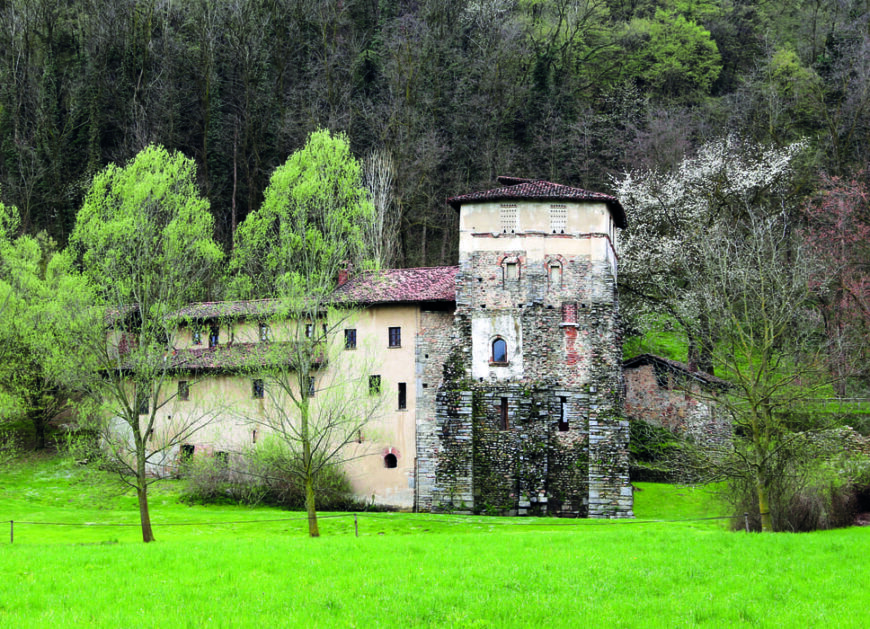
left=331, top=266, right=458, bottom=305
left=167, top=342, right=323, bottom=372
left=170, top=299, right=282, bottom=321
left=448, top=176, right=627, bottom=228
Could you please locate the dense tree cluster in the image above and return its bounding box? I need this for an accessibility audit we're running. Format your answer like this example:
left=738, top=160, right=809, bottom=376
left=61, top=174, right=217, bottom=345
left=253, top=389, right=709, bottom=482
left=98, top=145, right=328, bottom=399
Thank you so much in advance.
left=3, top=0, right=870, bottom=267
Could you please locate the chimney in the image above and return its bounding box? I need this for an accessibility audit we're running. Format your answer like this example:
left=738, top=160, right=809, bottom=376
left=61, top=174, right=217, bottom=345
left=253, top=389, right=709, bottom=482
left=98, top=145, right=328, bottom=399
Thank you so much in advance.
left=337, top=262, right=352, bottom=287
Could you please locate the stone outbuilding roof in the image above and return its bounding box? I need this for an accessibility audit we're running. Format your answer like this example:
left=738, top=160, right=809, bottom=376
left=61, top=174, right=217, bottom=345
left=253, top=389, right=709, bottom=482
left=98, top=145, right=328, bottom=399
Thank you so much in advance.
left=623, top=353, right=730, bottom=388
left=331, top=266, right=458, bottom=306
left=447, top=176, right=627, bottom=228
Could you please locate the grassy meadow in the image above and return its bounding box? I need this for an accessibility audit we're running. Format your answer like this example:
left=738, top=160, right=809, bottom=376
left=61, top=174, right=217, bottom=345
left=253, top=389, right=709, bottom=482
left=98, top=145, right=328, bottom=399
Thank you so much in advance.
left=1, top=455, right=868, bottom=627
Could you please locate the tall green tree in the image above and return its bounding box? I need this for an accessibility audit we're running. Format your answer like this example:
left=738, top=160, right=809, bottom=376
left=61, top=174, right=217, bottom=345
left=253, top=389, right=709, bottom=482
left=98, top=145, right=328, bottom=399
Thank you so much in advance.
left=69, top=145, right=223, bottom=543
left=229, top=129, right=379, bottom=537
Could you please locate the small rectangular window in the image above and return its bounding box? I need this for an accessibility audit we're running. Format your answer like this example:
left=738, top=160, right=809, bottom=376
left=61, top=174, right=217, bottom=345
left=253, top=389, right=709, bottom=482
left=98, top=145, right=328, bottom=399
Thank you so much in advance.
left=345, top=329, right=357, bottom=349
left=305, top=323, right=314, bottom=338
left=304, top=375, right=315, bottom=398
left=209, top=325, right=219, bottom=348
left=215, top=451, right=229, bottom=467
left=558, top=397, right=569, bottom=432
left=549, top=264, right=562, bottom=288
left=259, top=322, right=270, bottom=342
left=398, top=382, right=407, bottom=410
left=192, top=326, right=201, bottom=345
left=369, top=375, right=381, bottom=395
left=388, top=326, right=401, bottom=348
left=178, top=380, right=189, bottom=402
left=505, top=262, right=518, bottom=281
left=253, top=378, right=264, bottom=399
left=322, top=323, right=328, bottom=338
left=499, top=397, right=509, bottom=430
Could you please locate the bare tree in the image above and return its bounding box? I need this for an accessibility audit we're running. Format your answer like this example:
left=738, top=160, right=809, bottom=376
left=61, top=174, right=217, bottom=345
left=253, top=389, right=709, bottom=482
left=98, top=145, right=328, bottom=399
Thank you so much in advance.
left=363, top=148, right=400, bottom=269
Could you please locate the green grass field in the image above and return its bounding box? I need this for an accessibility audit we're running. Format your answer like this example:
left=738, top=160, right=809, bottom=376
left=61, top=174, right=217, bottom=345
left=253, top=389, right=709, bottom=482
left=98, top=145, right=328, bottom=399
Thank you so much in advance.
left=1, top=454, right=867, bottom=627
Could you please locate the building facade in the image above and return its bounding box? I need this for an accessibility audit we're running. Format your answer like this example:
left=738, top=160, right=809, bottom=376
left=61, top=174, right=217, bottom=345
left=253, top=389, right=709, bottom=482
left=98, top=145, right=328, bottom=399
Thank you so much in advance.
left=141, top=177, right=633, bottom=517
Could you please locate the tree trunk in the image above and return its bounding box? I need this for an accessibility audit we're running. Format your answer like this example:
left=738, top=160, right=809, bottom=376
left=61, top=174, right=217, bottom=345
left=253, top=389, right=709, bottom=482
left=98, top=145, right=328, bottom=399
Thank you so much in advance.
left=756, top=479, right=772, bottom=532
left=305, top=473, right=320, bottom=538
left=137, top=482, right=155, bottom=542
left=301, top=398, right=320, bottom=537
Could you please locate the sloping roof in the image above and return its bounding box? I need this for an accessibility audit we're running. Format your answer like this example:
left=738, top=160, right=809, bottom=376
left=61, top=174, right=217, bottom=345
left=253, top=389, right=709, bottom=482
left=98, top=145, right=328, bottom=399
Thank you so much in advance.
left=159, top=342, right=323, bottom=372
left=447, top=176, right=627, bottom=228
left=330, top=266, right=458, bottom=305
left=623, top=354, right=730, bottom=388
left=170, top=299, right=281, bottom=321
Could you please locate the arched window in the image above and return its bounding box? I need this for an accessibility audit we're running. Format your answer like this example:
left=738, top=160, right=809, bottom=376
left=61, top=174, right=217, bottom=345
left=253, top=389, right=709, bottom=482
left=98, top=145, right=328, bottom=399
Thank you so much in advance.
left=384, top=453, right=398, bottom=468
left=492, top=338, right=508, bottom=364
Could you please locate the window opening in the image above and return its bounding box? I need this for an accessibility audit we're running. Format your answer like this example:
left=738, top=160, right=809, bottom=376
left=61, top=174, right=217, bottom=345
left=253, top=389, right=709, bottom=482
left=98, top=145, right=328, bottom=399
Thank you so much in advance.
left=388, top=326, right=401, bottom=348
left=384, top=453, right=398, bottom=468
left=492, top=338, right=508, bottom=364
left=558, top=397, right=569, bottom=432
left=137, top=388, right=149, bottom=415
left=499, top=397, right=509, bottom=430
left=398, top=382, right=407, bottom=410
left=208, top=325, right=219, bottom=348
left=500, top=204, right=517, bottom=233
left=550, top=204, right=567, bottom=233
left=345, top=329, right=357, bottom=349
left=180, top=444, right=195, bottom=463
left=192, top=325, right=201, bottom=345
left=259, top=322, right=270, bottom=342
left=252, top=378, right=265, bottom=399
left=178, top=380, right=189, bottom=402
left=305, top=323, right=313, bottom=338
left=549, top=263, right=562, bottom=288
left=369, top=375, right=381, bottom=395
left=304, top=376, right=315, bottom=398
left=215, top=451, right=229, bottom=467
left=504, top=262, right=518, bottom=281
left=561, top=302, right=578, bottom=325
left=252, top=429, right=258, bottom=444
left=322, top=323, right=328, bottom=338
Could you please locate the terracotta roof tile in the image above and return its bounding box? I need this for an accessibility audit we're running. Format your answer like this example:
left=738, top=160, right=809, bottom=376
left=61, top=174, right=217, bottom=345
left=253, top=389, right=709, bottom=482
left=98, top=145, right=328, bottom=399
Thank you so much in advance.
left=331, top=266, right=458, bottom=305
left=448, top=176, right=627, bottom=228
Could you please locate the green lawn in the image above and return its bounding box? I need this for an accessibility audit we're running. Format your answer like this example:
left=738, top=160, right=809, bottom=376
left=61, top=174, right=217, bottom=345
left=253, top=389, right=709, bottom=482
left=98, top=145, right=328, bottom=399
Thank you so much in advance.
left=0, top=455, right=867, bottom=627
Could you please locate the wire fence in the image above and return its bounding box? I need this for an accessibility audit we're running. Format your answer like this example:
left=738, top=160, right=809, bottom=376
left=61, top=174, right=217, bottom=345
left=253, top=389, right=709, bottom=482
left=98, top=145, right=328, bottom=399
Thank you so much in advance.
left=2, top=511, right=752, bottom=544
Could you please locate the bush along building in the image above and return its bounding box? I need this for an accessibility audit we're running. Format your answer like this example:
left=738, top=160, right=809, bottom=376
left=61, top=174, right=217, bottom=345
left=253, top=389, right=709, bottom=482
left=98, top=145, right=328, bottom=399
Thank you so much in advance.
left=415, top=177, right=634, bottom=518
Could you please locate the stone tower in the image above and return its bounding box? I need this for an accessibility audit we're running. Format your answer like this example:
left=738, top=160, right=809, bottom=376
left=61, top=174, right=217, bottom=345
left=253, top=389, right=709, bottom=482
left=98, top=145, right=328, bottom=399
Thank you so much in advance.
left=419, top=177, right=633, bottom=517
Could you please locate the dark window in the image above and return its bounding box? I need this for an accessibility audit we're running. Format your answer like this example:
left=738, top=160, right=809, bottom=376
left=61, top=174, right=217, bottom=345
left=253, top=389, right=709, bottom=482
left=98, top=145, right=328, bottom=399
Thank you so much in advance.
left=209, top=325, right=219, bottom=348
left=137, top=389, right=149, bottom=415
left=499, top=397, right=509, bottom=430
left=322, top=323, right=328, bottom=338
left=558, top=397, right=569, bottom=432
left=252, top=429, right=258, bottom=444
left=253, top=379, right=264, bottom=399
left=305, top=376, right=315, bottom=398
left=492, top=338, right=508, bottom=363
left=178, top=381, right=189, bottom=402
left=384, top=453, right=398, bottom=468
left=192, top=326, right=201, bottom=345
left=180, top=444, right=195, bottom=463
left=369, top=375, right=381, bottom=395
left=305, top=323, right=314, bottom=338
left=345, top=329, right=357, bottom=349
left=388, top=326, right=401, bottom=348
left=215, top=451, right=229, bottom=467
left=259, top=322, right=270, bottom=342
left=398, top=382, right=407, bottom=410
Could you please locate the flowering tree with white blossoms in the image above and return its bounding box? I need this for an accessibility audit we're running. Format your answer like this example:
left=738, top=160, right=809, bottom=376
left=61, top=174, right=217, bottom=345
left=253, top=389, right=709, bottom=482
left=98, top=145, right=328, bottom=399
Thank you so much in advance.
left=615, top=136, right=806, bottom=373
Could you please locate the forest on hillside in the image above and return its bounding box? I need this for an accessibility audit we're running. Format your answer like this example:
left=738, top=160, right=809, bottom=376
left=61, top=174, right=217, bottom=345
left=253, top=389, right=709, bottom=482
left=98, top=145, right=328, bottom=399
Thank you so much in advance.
left=2, top=0, right=869, bottom=266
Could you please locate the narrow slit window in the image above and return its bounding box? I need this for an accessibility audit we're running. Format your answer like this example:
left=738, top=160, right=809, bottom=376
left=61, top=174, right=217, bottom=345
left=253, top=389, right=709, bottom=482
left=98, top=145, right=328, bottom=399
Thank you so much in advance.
left=208, top=325, right=219, bottom=348
left=558, top=397, right=569, bottom=432
left=191, top=326, right=201, bottom=345
left=259, top=322, right=270, bottom=342
left=549, top=263, right=562, bottom=288
left=499, top=397, right=509, bottom=430
left=178, top=380, right=189, bottom=402
left=305, top=323, right=314, bottom=338
left=492, top=338, right=508, bottom=364
left=398, top=382, right=407, bottom=410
